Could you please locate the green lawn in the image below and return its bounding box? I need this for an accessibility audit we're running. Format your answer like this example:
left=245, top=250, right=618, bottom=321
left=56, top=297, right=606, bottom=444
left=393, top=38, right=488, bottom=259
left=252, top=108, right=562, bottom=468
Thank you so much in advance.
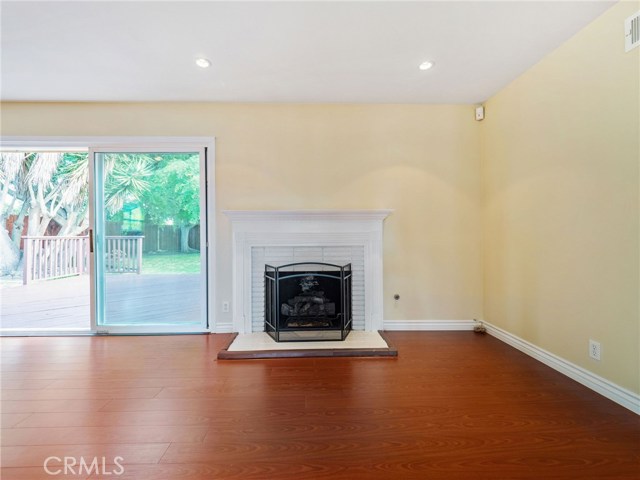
left=142, top=252, right=201, bottom=274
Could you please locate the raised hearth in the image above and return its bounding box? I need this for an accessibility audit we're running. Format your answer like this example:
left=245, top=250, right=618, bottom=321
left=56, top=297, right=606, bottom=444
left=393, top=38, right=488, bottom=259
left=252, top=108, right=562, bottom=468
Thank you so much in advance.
left=217, top=331, right=398, bottom=359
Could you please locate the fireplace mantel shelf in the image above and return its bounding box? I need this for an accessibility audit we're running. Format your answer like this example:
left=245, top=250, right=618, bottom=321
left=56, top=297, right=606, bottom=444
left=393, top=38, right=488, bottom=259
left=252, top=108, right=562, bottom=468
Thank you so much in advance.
left=223, top=210, right=393, bottom=222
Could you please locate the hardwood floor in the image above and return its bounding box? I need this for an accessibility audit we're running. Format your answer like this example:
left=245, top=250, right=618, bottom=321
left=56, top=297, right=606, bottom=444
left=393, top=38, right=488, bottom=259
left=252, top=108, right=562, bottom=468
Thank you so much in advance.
left=1, top=332, right=638, bottom=479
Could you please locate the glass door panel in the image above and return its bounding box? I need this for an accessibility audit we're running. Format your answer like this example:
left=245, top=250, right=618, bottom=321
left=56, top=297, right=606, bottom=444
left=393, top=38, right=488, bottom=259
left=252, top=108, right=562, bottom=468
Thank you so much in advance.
left=0, top=151, right=91, bottom=332
left=92, top=149, right=207, bottom=332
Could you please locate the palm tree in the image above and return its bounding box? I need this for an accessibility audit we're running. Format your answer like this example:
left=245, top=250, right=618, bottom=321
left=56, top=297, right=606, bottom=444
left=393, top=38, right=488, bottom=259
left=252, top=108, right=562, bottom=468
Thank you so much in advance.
left=55, top=153, right=90, bottom=236
left=1, top=152, right=34, bottom=273
left=103, top=154, right=153, bottom=216
left=0, top=153, right=29, bottom=244
left=0, top=152, right=155, bottom=275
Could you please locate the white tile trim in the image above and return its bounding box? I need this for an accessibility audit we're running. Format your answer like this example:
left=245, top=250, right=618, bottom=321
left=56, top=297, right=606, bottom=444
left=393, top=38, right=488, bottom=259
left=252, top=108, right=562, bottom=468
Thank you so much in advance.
left=224, top=210, right=392, bottom=334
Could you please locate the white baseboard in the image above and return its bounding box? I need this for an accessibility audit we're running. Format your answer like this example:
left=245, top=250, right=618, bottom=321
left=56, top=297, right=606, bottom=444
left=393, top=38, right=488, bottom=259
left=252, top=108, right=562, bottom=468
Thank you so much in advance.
left=380, top=319, right=639, bottom=415
left=383, top=320, right=475, bottom=331
left=484, top=321, right=640, bottom=415
left=212, top=322, right=234, bottom=334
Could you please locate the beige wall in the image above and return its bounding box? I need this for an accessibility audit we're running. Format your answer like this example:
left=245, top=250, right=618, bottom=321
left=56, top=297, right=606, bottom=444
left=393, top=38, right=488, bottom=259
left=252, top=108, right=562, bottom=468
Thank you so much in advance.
left=1, top=0, right=638, bottom=395
left=481, top=1, right=640, bottom=393
left=0, top=103, right=484, bottom=324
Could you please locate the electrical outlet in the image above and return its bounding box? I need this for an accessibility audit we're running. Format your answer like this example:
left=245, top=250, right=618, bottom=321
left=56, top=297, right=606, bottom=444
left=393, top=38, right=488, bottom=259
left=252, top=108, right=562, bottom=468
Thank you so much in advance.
left=222, top=301, right=230, bottom=313
left=589, top=339, right=601, bottom=361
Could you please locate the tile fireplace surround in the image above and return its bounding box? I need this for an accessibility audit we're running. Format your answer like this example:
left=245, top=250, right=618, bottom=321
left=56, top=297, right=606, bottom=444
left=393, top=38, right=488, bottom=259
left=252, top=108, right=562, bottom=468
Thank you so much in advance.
left=224, top=210, right=392, bottom=335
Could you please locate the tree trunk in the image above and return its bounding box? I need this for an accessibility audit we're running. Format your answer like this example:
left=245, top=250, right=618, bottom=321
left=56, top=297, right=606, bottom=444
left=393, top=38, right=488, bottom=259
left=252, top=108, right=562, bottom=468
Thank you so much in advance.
left=57, top=210, right=77, bottom=236
left=27, top=205, right=41, bottom=236
left=57, top=208, right=89, bottom=236
left=179, top=225, right=194, bottom=253
left=37, top=215, right=52, bottom=236
left=10, top=200, right=29, bottom=246
left=26, top=204, right=53, bottom=236
left=0, top=226, right=20, bottom=275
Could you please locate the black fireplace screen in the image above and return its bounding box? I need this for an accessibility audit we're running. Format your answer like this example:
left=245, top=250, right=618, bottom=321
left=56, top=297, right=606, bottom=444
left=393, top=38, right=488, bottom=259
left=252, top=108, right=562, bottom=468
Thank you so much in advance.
left=265, top=262, right=352, bottom=342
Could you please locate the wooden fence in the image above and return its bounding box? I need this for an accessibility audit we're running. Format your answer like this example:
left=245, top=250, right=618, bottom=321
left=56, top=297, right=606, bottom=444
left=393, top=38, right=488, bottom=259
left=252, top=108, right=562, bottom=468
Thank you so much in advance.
left=22, top=235, right=144, bottom=284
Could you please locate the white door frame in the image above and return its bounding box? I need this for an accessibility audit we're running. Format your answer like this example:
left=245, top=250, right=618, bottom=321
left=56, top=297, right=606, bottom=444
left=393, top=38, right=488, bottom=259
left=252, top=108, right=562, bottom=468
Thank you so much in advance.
left=90, top=145, right=208, bottom=334
left=0, top=136, right=216, bottom=335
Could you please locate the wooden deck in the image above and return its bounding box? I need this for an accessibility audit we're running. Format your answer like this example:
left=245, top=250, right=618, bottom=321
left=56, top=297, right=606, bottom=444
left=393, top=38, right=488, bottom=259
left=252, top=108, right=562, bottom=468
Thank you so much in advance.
left=0, top=274, right=201, bottom=330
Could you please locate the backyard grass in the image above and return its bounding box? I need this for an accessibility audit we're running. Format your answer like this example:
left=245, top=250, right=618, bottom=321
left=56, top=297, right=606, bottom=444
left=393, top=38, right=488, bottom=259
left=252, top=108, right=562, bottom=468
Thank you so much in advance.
left=142, top=252, right=201, bottom=274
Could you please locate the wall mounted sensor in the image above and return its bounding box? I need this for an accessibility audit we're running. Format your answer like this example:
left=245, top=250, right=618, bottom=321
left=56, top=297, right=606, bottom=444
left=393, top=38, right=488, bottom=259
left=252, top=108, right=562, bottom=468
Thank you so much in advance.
left=475, top=106, right=485, bottom=121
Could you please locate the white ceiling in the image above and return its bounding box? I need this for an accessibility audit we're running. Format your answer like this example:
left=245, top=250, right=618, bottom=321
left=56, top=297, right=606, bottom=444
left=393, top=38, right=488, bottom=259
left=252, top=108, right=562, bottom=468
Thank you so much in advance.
left=1, top=1, right=615, bottom=104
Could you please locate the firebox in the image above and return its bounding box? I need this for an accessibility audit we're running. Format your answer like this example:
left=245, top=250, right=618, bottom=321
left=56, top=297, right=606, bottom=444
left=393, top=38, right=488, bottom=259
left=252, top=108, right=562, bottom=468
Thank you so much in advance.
left=265, top=262, right=352, bottom=342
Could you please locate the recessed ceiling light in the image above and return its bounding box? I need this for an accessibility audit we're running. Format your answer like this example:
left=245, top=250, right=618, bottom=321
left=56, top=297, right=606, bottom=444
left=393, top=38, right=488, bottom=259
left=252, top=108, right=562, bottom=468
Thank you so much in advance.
left=195, top=58, right=211, bottom=69
left=419, top=61, right=434, bottom=71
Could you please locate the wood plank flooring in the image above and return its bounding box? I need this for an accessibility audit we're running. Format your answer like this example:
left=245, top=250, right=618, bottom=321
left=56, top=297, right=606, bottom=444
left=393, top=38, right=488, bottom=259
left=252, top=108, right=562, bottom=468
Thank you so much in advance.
left=1, top=332, right=638, bottom=479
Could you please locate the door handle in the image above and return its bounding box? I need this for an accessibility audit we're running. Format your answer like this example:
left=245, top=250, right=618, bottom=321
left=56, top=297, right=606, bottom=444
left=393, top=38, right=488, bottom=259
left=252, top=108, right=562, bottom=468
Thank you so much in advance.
left=89, top=229, right=94, bottom=253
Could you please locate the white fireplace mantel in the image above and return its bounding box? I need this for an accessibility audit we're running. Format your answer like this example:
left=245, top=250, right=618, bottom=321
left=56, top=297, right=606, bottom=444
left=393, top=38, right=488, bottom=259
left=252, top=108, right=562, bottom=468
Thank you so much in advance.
left=224, top=210, right=392, bottom=334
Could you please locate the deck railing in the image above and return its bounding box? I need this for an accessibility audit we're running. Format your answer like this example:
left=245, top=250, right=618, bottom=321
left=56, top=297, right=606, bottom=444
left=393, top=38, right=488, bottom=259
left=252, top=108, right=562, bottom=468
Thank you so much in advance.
left=104, top=236, right=144, bottom=275
left=22, top=235, right=144, bottom=284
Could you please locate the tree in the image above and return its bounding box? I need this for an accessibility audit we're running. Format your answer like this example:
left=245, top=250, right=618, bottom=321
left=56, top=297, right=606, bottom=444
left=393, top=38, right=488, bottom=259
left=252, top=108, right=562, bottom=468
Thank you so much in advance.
left=0, top=152, right=86, bottom=273
left=141, top=155, right=200, bottom=253
left=54, top=153, right=90, bottom=236
left=0, top=152, right=155, bottom=275
left=0, top=151, right=200, bottom=275
left=102, top=154, right=154, bottom=217
left=0, top=153, right=27, bottom=270
left=1, top=153, right=90, bottom=242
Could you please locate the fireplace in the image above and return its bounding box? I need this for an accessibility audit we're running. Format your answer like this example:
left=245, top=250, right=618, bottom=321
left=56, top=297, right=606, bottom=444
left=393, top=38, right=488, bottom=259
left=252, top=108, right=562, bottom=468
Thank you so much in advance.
left=223, top=210, right=391, bottom=335
left=265, top=262, right=352, bottom=342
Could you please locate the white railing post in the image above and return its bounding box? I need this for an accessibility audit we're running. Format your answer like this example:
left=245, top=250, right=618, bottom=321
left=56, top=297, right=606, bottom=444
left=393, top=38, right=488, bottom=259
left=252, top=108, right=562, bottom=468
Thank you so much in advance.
left=52, top=238, right=58, bottom=278
left=137, top=236, right=143, bottom=274
left=34, top=238, right=40, bottom=281
left=22, top=237, right=32, bottom=285
left=76, top=237, right=82, bottom=275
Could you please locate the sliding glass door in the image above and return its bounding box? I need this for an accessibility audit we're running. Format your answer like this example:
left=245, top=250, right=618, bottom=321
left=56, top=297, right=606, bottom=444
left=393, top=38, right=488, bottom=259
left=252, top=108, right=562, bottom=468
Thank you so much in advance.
left=0, top=151, right=92, bottom=332
left=90, top=148, right=207, bottom=333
